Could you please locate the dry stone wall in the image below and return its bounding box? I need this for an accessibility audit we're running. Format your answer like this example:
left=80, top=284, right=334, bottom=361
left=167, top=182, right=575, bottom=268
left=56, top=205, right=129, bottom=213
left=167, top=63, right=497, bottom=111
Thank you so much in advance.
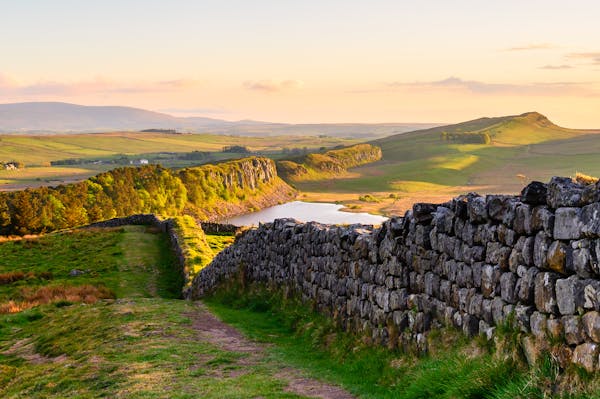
left=192, top=177, right=600, bottom=372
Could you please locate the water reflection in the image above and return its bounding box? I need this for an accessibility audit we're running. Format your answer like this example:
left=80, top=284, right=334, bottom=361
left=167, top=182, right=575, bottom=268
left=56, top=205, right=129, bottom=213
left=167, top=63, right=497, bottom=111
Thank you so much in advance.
left=225, top=201, right=388, bottom=226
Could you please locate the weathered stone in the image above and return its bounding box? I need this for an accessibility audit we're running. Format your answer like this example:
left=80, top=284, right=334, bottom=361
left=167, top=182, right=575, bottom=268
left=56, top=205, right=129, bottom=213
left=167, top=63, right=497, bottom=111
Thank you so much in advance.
left=491, top=297, right=506, bottom=324
left=522, top=236, right=535, bottom=266
left=486, top=195, right=516, bottom=224
left=513, top=204, right=533, bottom=235
left=500, top=272, right=517, bottom=304
left=554, top=207, right=583, bottom=240
left=572, top=247, right=593, bottom=278
left=481, top=265, right=501, bottom=298
left=516, top=266, right=539, bottom=305
left=389, top=289, right=407, bottom=311
left=497, top=224, right=517, bottom=247
left=433, top=206, right=454, bottom=234
left=546, top=240, right=571, bottom=274
left=413, top=203, right=437, bottom=224
left=582, top=202, right=600, bottom=238
left=533, top=232, right=551, bottom=269
left=563, top=316, right=585, bottom=345
left=514, top=304, right=533, bottom=332
left=534, top=272, right=559, bottom=313
left=547, top=317, right=563, bottom=340
left=467, top=196, right=487, bottom=224
left=485, top=242, right=511, bottom=270
left=521, top=336, right=543, bottom=366
left=532, top=205, right=554, bottom=235
left=582, top=311, right=600, bottom=343
left=547, top=176, right=585, bottom=209
left=530, top=311, right=547, bottom=338
left=572, top=343, right=599, bottom=372
left=556, top=276, right=581, bottom=315
left=521, top=181, right=548, bottom=205
left=582, top=180, right=600, bottom=203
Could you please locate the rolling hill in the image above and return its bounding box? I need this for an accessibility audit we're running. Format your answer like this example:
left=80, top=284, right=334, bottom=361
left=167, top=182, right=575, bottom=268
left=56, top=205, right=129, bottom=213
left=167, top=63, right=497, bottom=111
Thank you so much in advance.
left=0, top=102, right=439, bottom=138
left=293, top=112, right=600, bottom=215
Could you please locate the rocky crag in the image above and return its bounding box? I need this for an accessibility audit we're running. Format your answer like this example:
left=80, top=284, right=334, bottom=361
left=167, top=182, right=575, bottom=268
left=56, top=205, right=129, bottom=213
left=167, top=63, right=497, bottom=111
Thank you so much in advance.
left=192, top=176, right=600, bottom=372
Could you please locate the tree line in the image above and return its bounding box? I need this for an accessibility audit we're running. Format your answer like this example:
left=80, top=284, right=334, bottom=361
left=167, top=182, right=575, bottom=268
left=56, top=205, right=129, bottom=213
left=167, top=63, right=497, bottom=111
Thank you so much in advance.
left=0, top=158, right=273, bottom=235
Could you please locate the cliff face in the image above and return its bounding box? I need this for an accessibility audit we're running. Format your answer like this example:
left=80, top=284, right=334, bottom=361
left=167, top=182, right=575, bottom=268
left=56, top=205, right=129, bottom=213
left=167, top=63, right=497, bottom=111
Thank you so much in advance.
left=192, top=176, right=600, bottom=372
left=179, top=157, right=296, bottom=222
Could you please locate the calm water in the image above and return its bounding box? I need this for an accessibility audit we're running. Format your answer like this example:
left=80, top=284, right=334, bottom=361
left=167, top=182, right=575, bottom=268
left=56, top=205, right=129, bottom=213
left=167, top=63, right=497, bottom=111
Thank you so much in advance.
left=225, top=201, right=388, bottom=226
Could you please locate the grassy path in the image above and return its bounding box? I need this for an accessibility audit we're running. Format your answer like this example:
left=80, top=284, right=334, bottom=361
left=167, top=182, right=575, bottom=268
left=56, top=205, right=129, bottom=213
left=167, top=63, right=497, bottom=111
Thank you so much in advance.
left=0, top=226, right=352, bottom=398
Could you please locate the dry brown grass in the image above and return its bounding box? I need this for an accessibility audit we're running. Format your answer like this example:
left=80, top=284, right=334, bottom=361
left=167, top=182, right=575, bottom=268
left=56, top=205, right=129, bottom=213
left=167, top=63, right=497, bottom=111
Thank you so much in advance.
left=0, top=271, right=53, bottom=285
left=574, top=172, right=599, bottom=185
left=0, top=284, right=114, bottom=314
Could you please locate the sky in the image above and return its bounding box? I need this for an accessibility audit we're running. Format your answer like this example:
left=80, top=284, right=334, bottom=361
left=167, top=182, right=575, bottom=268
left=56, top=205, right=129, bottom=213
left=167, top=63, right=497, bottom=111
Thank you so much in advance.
left=1, top=0, right=599, bottom=127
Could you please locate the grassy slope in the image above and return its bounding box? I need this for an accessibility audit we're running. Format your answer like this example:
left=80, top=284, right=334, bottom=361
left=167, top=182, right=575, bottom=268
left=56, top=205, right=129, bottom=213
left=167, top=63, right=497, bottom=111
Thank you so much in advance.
left=0, top=227, right=317, bottom=398
left=294, top=112, right=600, bottom=215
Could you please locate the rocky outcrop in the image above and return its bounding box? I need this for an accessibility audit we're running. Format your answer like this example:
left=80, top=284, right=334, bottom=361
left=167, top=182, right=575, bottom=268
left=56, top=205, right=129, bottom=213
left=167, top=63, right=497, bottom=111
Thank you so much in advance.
left=192, top=176, right=600, bottom=370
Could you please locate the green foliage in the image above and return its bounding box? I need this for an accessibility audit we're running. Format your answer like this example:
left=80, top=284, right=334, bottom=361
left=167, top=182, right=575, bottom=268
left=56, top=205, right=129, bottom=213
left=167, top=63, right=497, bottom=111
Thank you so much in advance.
left=441, top=131, right=492, bottom=144
left=358, top=194, right=380, bottom=203
left=277, top=144, right=382, bottom=181
left=0, top=157, right=290, bottom=235
left=171, top=216, right=216, bottom=286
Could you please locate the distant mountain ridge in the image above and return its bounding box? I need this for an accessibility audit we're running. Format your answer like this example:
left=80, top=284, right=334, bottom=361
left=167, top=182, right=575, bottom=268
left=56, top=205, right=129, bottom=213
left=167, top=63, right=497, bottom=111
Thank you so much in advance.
left=0, top=102, right=440, bottom=138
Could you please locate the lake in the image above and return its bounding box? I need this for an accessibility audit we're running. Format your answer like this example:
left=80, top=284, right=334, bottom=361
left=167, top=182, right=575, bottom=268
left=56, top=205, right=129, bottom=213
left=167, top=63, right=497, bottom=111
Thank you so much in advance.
left=225, top=201, right=388, bottom=226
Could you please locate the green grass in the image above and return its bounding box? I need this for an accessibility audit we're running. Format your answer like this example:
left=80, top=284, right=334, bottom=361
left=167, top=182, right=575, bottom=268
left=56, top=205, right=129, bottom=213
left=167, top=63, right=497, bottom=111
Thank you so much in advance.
left=0, top=226, right=324, bottom=398
left=205, top=283, right=600, bottom=399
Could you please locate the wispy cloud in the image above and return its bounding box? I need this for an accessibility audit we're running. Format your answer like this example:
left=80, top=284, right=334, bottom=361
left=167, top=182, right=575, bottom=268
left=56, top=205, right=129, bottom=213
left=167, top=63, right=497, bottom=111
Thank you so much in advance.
left=504, top=43, right=557, bottom=52
left=385, top=76, right=597, bottom=96
left=539, top=64, right=573, bottom=70
left=243, top=79, right=304, bottom=93
left=567, top=52, right=600, bottom=65
left=0, top=74, right=201, bottom=97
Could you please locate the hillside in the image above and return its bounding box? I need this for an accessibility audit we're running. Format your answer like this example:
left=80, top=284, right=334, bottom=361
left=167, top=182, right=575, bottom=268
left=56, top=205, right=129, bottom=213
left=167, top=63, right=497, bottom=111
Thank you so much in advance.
left=0, top=102, right=439, bottom=138
left=0, top=157, right=295, bottom=235
left=294, top=112, right=600, bottom=215
left=277, top=143, right=382, bottom=181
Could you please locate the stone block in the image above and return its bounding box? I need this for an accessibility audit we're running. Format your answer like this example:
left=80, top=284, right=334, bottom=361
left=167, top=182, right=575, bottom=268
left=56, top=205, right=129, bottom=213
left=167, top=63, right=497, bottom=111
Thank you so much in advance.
left=534, top=272, right=559, bottom=313
left=546, top=240, right=572, bottom=274
left=582, top=311, right=600, bottom=343
left=547, top=176, right=585, bottom=208
left=554, top=207, right=583, bottom=240
left=572, top=343, right=599, bottom=372
left=468, top=196, right=487, bottom=224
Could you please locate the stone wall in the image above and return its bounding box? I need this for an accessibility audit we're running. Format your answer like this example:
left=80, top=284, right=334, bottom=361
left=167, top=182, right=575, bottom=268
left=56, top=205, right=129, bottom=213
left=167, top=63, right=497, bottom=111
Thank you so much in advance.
left=191, top=177, right=600, bottom=372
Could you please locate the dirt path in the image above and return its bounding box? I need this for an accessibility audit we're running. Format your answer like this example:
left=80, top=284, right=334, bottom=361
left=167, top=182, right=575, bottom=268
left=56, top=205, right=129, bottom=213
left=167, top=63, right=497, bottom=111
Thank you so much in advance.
left=189, top=302, right=356, bottom=399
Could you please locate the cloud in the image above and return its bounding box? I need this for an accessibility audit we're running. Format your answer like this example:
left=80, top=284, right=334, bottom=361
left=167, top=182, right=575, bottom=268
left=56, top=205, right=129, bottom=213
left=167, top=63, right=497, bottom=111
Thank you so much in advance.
left=567, top=52, right=600, bottom=65
left=0, top=74, right=201, bottom=97
left=539, top=64, right=573, bottom=70
left=505, top=43, right=557, bottom=52
left=385, top=76, right=597, bottom=96
left=243, top=79, right=304, bottom=93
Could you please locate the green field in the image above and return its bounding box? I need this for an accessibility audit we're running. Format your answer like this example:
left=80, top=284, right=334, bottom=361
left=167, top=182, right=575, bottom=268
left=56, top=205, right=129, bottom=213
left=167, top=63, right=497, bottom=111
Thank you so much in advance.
left=0, top=226, right=354, bottom=398
left=0, top=132, right=356, bottom=189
